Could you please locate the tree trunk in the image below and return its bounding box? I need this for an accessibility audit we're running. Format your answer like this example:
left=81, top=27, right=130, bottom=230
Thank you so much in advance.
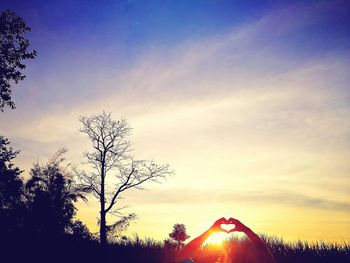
left=100, top=209, right=107, bottom=245
left=100, top=159, right=107, bottom=245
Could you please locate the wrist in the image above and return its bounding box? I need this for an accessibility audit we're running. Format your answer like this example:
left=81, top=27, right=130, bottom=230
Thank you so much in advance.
left=242, top=226, right=252, bottom=234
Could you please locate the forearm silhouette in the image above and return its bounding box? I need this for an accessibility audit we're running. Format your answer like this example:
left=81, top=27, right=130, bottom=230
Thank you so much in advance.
left=227, top=217, right=276, bottom=263
left=175, top=217, right=227, bottom=262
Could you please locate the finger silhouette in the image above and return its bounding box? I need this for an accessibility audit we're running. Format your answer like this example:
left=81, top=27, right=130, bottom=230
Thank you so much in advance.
left=210, top=217, right=229, bottom=233
left=227, top=217, right=240, bottom=233
left=217, top=217, right=228, bottom=224
left=227, top=217, right=248, bottom=233
left=227, top=217, right=238, bottom=224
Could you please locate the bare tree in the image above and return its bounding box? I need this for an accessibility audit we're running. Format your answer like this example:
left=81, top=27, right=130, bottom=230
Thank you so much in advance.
left=78, top=112, right=172, bottom=245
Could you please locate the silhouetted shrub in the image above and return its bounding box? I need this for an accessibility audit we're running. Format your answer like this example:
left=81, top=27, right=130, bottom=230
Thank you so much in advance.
left=0, top=136, right=26, bottom=239
left=24, top=148, right=87, bottom=238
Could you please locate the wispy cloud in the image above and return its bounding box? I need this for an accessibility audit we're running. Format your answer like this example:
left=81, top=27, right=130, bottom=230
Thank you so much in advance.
left=1, top=1, right=349, bottom=241
left=125, top=187, right=350, bottom=212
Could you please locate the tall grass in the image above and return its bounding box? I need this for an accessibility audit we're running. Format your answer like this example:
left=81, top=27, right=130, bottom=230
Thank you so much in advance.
left=263, top=235, right=350, bottom=263
left=2, top=233, right=348, bottom=262
left=108, top=234, right=350, bottom=262
left=198, top=234, right=350, bottom=263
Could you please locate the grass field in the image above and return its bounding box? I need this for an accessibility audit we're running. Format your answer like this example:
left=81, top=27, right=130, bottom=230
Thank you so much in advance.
left=1, top=232, right=349, bottom=262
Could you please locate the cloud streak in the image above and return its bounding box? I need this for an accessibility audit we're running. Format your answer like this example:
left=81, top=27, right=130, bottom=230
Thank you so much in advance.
left=125, top=188, right=350, bottom=212
left=0, top=1, right=349, bottom=241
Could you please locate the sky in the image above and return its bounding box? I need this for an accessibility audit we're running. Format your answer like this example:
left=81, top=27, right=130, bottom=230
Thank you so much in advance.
left=0, top=0, right=350, bottom=242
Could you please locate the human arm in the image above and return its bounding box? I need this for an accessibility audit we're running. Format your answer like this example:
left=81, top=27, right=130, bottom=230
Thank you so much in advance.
left=228, top=218, right=276, bottom=263
left=175, top=218, right=227, bottom=262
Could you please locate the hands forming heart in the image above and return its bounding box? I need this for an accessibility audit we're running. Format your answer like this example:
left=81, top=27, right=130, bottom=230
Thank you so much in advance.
left=176, top=217, right=276, bottom=263
left=210, top=217, right=249, bottom=234
left=220, top=222, right=235, bottom=232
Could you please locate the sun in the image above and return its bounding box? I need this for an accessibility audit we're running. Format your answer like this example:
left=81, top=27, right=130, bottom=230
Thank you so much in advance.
left=203, top=232, right=229, bottom=246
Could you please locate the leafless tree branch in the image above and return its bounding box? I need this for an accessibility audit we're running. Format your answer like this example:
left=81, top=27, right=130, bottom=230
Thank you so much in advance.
left=77, top=111, right=173, bottom=245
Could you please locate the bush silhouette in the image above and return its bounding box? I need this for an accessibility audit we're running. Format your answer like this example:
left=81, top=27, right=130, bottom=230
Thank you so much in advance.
left=25, top=148, right=87, bottom=238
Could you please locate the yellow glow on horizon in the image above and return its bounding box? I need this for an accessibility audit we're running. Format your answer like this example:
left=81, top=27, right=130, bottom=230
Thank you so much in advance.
left=204, top=232, right=230, bottom=246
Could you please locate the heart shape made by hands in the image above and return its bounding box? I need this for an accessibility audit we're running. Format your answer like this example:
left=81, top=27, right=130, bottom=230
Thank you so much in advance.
left=220, top=223, right=235, bottom=232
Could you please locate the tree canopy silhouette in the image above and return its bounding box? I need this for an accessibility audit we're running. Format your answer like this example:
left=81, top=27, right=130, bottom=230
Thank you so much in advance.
left=78, top=111, right=173, bottom=245
left=25, top=148, right=86, bottom=237
left=0, top=136, right=25, bottom=237
left=0, top=9, right=37, bottom=111
left=169, top=223, right=190, bottom=249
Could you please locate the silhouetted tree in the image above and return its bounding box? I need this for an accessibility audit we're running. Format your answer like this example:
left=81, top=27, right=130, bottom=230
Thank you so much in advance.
left=0, top=10, right=37, bottom=111
left=78, top=112, right=173, bottom=245
left=163, top=238, right=178, bottom=250
left=67, top=219, right=93, bottom=240
left=169, top=223, right=190, bottom=249
left=106, top=213, right=137, bottom=242
left=0, top=136, right=25, bottom=237
left=25, top=148, right=86, bottom=238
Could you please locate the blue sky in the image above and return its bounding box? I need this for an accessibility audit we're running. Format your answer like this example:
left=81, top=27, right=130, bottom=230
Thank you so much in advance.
left=1, top=1, right=350, bottom=241
left=3, top=0, right=349, bottom=70
left=1, top=0, right=349, bottom=112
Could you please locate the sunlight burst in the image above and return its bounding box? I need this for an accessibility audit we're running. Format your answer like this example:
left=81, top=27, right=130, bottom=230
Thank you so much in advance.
left=204, top=232, right=229, bottom=246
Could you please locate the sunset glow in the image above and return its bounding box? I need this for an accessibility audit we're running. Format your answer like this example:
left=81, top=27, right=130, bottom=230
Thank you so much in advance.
left=204, top=233, right=230, bottom=246
left=1, top=0, right=349, bottom=244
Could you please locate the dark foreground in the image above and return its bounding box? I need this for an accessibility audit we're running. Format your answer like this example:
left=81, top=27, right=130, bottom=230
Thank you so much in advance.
left=1, top=234, right=349, bottom=263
